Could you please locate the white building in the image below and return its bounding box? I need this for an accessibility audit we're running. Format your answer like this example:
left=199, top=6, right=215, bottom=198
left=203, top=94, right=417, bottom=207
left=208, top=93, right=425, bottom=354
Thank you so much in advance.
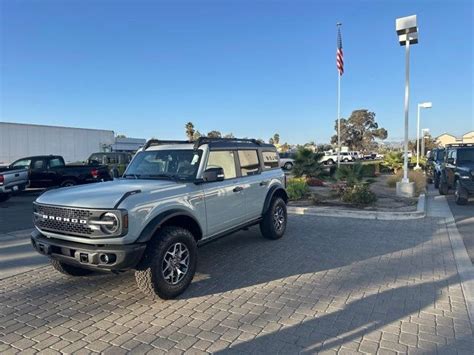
left=0, top=122, right=115, bottom=165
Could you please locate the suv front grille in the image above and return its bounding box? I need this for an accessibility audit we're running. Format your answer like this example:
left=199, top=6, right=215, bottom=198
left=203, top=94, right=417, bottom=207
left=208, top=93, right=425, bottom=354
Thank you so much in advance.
left=34, top=204, right=94, bottom=236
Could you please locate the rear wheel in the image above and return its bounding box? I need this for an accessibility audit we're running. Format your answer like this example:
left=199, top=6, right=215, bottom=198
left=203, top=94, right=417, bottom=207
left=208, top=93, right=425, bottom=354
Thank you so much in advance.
left=326, top=159, right=334, bottom=166
left=135, top=227, right=197, bottom=299
left=434, top=173, right=440, bottom=189
left=283, top=162, right=293, bottom=171
left=455, top=180, right=468, bottom=205
left=50, top=259, right=94, bottom=276
left=260, top=197, right=287, bottom=240
left=61, top=180, right=77, bottom=187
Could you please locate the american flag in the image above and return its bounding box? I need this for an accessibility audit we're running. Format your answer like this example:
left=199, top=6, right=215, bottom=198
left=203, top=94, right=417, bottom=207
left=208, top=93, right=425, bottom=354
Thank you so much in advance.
left=336, top=26, right=344, bottom=76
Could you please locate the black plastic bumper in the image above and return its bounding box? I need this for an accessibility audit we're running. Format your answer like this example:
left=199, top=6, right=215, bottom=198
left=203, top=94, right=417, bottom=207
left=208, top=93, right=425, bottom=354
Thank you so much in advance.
left=31, top=229, right=146, bottom=271
left=459, top=179, right=474, bottom=194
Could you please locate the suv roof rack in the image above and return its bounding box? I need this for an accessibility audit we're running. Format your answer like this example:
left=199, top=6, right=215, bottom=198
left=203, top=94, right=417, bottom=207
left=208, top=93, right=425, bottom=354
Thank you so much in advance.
left=193, top=137, right=261, bottom=150
left=446, top=143, right=474, bottom=148
left=143, top=137, right=266, bottom=151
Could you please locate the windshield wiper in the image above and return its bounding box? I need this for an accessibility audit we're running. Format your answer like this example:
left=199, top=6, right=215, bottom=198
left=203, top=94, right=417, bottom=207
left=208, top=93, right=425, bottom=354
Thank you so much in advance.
left=123, top=173, right=140, bottom=179
left=144, top=174, right=189, bottom=181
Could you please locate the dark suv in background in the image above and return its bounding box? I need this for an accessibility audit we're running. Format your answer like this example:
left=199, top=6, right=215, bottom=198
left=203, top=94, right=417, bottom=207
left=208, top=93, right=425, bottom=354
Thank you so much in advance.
left=426, top=147, right=445, bottom=188
left=439, top=144, right=474, bottom=205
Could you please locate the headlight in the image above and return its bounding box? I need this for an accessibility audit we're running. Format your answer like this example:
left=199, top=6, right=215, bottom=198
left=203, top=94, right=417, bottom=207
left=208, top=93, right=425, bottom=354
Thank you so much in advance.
left=89, top=211, right=126, bottom=235
left=459, top=175, right=471, bottom=180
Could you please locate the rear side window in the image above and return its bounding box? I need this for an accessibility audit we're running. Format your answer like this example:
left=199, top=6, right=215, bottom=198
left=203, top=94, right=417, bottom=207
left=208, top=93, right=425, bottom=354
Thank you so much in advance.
left=238, top=150, right=260, bottom=176
left=207, top=151, right=237, bottom=179
left=49, top=158, right=64, bottom=168
left=262, top=151, right=279, bottom=169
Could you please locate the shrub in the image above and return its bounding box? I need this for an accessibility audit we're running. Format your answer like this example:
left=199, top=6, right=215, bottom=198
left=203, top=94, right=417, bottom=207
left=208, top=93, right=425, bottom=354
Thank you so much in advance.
left=306, top=177, right=324, bottom=187
left=293, top=148, right=324, bottom=178
left=383, top=152, right=403, bottom=173
left=342, top=183, right=377, bottom=205
left=386, top=169, right=427, bottom=195
left=287, top=178, right=310, bottom=200
left=335, top=163, right=365, bottom=186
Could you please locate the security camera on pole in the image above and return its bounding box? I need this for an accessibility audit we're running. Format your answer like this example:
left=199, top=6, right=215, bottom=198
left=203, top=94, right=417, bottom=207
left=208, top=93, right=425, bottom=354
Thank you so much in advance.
left=395, top=15, right=418, bottom=198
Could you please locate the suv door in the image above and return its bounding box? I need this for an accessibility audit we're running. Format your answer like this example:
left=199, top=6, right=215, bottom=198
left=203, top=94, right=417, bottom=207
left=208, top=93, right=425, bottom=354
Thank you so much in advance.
left=202, top=150, right=246, bottom=237
left=236, top=149, right=268, bottom=221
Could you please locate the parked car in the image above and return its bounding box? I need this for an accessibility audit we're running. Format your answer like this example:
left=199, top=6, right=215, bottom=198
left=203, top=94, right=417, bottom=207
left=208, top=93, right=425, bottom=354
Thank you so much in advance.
left=279, top=152, right=295, bottom=170
left=9, top=155, right=112, bottom=188
left=88, top=152, right=133, bottom=178
left=320, top=151, right=354, bottom=165
left=0, top=166, right=29, bottom=202
left=426, top=148, right=445, bottom=188
left=349, top=151, right=362, bottom=160
left=438, top=144, right=474, bottom=205
left=30, top=138, right=288, bottom=299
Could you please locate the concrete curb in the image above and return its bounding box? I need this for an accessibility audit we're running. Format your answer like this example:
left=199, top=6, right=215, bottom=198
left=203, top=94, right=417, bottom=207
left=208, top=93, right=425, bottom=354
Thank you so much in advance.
left=288, top=194, right=426, bottom=220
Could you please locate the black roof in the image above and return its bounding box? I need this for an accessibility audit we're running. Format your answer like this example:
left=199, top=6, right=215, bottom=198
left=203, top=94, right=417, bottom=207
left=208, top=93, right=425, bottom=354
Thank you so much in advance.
left=446, top=143, right=474, bottom=148
left=143, top=137, right=276, bottom=151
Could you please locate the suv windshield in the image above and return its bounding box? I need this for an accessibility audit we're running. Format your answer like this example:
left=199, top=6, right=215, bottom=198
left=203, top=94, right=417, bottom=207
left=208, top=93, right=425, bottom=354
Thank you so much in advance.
left=124, top=150, right=202, bottom=181
left=457, top=148, right=474, bottom=163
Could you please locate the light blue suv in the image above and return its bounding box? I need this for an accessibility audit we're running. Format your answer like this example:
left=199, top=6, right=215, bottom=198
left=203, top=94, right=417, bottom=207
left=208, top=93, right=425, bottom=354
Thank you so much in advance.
left=31, top=138, right=288, bottom=299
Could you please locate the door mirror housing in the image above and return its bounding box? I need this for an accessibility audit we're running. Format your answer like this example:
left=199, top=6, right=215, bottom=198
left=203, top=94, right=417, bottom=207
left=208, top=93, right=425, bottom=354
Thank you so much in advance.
left=201, top=167, right=225, bottom=183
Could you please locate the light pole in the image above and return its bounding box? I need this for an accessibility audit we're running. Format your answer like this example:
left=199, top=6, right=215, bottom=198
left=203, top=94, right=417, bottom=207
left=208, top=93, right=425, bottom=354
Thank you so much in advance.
left=396, top=15, right=418, bottom=197
left=415, top=102, right=432, bottom=170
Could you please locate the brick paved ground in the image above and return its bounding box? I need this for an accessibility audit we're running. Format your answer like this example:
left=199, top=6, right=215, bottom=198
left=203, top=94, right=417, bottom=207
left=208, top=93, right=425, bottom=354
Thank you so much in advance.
left=1, top=215, right=473, bottom=354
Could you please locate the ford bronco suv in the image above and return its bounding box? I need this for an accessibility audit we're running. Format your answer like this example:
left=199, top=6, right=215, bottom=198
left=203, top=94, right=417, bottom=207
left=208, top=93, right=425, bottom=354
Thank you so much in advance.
left=31, top=138, right=288, bottom=299
left=438, top=143, right=474, bottom=205
left=426, top=147, right=445, bottom=188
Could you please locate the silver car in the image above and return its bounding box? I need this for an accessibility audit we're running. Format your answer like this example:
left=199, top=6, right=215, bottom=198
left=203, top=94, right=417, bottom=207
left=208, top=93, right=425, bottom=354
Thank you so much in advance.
left=31, top=138, right=288, bottom=299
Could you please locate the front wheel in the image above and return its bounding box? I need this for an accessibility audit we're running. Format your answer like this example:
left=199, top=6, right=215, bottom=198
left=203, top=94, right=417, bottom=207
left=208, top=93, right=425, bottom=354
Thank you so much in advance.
left=135, top=227, right=197, bottom=299
left=283, top=162, right=293, bottom=171
left=326, top=159, right=334, bottom=166
left=455, top=180, right=468, bottom=205
left=260, top=197, right=287, bottom=240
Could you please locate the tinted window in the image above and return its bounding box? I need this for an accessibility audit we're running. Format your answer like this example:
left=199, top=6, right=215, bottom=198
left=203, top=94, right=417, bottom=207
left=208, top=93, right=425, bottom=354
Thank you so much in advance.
left=262, top=151, right=279, bottom=169
left=206, top=151, right=237, bottom=179
left=32, top=159, right=45, bottom=169
left=12, top=159, right=31, bottom=169
left=457, top=148, right=474, bottom=163
left=238, top=150, right=260, bottom=176
left=49, top=158, right=64, bottom=168
left=435, top=149, right=445, bottom=162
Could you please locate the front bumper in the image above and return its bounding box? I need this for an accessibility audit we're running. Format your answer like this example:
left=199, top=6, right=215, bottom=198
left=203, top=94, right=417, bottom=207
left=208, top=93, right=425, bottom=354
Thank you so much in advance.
left=31, top=229, right=146, bottom=271
left=459, top=179, right=474, bottom=194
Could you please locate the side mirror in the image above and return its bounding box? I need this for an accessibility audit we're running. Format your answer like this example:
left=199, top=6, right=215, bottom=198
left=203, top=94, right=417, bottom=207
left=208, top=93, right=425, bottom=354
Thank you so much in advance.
left=202, top=167, right=225, bottom=182
left=447, top=157, right=455, bottom=165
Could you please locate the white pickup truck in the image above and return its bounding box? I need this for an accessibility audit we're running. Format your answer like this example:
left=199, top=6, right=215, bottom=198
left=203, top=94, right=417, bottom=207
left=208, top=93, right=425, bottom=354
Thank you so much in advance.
left=0, top=167, right=29, bottom=202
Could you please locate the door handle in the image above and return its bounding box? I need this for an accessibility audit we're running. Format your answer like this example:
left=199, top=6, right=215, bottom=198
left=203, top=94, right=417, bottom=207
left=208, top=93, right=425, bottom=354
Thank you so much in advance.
left=233, top=186, right=244, bottom=193
left=259, top=180, right=270, bottom=186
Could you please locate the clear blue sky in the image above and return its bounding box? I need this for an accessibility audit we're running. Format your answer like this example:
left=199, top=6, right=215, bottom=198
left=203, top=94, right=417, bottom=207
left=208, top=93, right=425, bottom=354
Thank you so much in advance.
left=1, top=0, right=473, bottom=144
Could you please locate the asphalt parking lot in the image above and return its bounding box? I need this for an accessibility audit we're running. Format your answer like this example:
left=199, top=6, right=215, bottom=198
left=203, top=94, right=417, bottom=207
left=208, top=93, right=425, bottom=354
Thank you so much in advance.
left=0, top=190, right=42, bottom=234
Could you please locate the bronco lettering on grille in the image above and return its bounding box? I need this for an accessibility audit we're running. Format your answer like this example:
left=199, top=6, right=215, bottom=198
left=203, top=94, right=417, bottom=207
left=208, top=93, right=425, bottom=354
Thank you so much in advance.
left=42, top=214, right=87, bottom=224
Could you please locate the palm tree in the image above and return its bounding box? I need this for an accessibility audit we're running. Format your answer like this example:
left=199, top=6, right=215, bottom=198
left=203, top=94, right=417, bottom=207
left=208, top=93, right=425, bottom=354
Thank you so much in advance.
left=293, top=148, right=324, bottom=178
left=185, top=122, right=195, bottom=141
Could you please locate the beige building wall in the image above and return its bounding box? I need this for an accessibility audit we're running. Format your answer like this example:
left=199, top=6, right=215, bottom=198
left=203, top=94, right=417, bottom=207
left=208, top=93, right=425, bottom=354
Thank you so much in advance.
left=436, top=131, right=474, bottom=146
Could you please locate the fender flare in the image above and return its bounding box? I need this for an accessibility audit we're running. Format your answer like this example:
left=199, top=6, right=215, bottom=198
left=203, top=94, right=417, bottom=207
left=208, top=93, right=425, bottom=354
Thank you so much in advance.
left=136, top=209, right=203, bottom=243
left=262, top=185, right=288, bottom=215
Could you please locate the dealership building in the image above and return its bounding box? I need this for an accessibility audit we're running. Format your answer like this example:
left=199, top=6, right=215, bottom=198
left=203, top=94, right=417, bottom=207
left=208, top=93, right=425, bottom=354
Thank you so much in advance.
left=0, top=122, right=145, bottom=165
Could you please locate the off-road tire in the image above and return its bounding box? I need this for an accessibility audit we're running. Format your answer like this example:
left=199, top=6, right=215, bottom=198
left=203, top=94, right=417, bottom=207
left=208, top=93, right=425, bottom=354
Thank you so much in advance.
left=434, top=173, right=440, bottom=189
left=135, top=227, right=197, bottom=299
left=260, top=197, right=287, bottom=240
left=50, top=259, right=94, bottom=276
left=61, top=180, right=77, bottom=187
left=283, top=162, right=293, bottom=171
left=455, top=180, right=468, bottom=205
left=0, top=193, right=11, bottom=202
left=438, top=178, right=449, bottom=195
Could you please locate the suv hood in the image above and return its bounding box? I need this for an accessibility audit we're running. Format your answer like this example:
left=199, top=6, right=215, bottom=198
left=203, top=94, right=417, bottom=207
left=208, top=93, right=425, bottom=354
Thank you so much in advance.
left=36, top=179, right=177, bottom=209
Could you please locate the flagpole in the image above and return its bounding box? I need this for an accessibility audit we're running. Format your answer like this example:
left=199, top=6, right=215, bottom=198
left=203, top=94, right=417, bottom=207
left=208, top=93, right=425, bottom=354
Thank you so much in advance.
left=337, top=72, right=341, bottom=167
left=336, top=23, right=342, bottom=168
